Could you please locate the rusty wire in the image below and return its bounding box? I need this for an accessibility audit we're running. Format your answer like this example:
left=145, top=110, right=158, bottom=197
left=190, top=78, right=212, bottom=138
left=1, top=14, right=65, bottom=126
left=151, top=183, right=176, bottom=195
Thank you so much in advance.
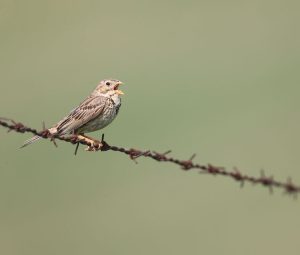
left=0, top=117, right=299, bottom=197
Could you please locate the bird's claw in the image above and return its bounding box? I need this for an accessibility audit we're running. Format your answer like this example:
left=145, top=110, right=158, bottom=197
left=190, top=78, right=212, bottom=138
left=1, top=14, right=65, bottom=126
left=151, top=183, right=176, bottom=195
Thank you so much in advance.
left=85, top=141, right=102, bottom=152
left=76, top=134, right=103, bottom=152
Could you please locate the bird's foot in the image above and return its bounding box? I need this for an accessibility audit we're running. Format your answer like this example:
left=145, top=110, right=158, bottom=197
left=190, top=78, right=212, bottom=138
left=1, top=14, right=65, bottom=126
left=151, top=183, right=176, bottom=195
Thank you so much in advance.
left=77, top=134, right=102, bottom=152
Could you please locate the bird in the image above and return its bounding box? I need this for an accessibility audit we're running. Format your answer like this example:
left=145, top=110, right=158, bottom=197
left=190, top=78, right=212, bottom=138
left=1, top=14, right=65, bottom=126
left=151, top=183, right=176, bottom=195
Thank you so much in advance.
left=21, top=79, right=124, bottom=150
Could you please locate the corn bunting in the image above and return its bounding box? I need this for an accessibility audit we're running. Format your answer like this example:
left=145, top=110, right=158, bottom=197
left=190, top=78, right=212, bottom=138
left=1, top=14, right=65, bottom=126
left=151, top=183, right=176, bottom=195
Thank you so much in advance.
left=21, top=79, right=124, bottom=149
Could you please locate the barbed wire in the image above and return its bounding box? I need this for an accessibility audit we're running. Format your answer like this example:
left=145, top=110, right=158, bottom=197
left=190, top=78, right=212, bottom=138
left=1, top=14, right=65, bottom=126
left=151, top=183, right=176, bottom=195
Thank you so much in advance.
left=0, top=117, right=299, bottom=197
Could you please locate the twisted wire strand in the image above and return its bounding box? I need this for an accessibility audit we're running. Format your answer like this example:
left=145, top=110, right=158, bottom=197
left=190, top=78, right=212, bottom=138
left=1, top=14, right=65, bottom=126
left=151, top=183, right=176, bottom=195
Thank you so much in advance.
left=0, top=117, right=299, bottom=197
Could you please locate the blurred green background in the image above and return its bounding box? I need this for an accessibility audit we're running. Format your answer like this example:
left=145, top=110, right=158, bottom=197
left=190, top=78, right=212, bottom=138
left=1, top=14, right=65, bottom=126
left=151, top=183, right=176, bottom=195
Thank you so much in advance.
left=0, top=0, right=300, bottom=254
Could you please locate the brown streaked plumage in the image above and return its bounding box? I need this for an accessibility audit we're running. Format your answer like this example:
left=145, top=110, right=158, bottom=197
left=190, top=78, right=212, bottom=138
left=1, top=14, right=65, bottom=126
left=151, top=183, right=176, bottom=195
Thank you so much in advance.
left=21, top=79, right=124, bottom=149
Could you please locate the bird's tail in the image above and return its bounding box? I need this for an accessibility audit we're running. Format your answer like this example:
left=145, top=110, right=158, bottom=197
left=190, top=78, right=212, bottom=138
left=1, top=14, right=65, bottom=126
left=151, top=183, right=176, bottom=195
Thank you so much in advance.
left=20, top=135, right=42, bottom=148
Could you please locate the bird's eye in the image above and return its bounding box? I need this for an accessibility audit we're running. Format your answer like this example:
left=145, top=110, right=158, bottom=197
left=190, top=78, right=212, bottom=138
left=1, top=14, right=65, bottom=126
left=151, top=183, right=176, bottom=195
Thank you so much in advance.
left=106, top=82, right=111, bottom=86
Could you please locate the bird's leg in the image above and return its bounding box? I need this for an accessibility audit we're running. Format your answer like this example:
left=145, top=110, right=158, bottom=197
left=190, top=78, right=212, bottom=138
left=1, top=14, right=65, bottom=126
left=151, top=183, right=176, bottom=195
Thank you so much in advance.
left=77, top=134, right=102, bottom=151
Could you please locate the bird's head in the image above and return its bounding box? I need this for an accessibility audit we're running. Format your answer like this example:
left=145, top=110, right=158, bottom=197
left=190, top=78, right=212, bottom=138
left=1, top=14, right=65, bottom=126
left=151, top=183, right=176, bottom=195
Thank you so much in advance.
left=92, top=79, right=124, bottom=97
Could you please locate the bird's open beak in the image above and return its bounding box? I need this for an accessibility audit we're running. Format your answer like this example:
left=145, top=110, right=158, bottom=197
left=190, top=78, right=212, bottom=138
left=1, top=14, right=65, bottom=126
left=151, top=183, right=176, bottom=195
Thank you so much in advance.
left=114, top=82, right=124, bottom=95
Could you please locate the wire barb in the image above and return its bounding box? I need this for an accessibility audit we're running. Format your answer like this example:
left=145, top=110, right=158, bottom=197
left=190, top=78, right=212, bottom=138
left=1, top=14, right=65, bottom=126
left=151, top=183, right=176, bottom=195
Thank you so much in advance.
left=1, top=117, right=300, bottom=197
left=74, top=142, right=80, bottom=155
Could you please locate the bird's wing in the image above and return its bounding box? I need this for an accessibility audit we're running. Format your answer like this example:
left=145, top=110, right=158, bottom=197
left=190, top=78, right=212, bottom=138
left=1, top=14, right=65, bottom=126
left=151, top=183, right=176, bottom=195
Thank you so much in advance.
left=53, top=96, right=108, bottom=135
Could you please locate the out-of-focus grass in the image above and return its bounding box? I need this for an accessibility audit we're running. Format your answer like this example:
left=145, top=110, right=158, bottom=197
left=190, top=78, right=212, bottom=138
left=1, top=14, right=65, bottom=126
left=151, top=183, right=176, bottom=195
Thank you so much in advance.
left=0, top=1, right=300, bottom=255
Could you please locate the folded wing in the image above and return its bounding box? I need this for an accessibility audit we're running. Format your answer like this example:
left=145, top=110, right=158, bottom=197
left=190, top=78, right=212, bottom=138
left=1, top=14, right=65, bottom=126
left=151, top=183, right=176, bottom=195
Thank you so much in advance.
left=54, top=96, right=108, bottom=135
